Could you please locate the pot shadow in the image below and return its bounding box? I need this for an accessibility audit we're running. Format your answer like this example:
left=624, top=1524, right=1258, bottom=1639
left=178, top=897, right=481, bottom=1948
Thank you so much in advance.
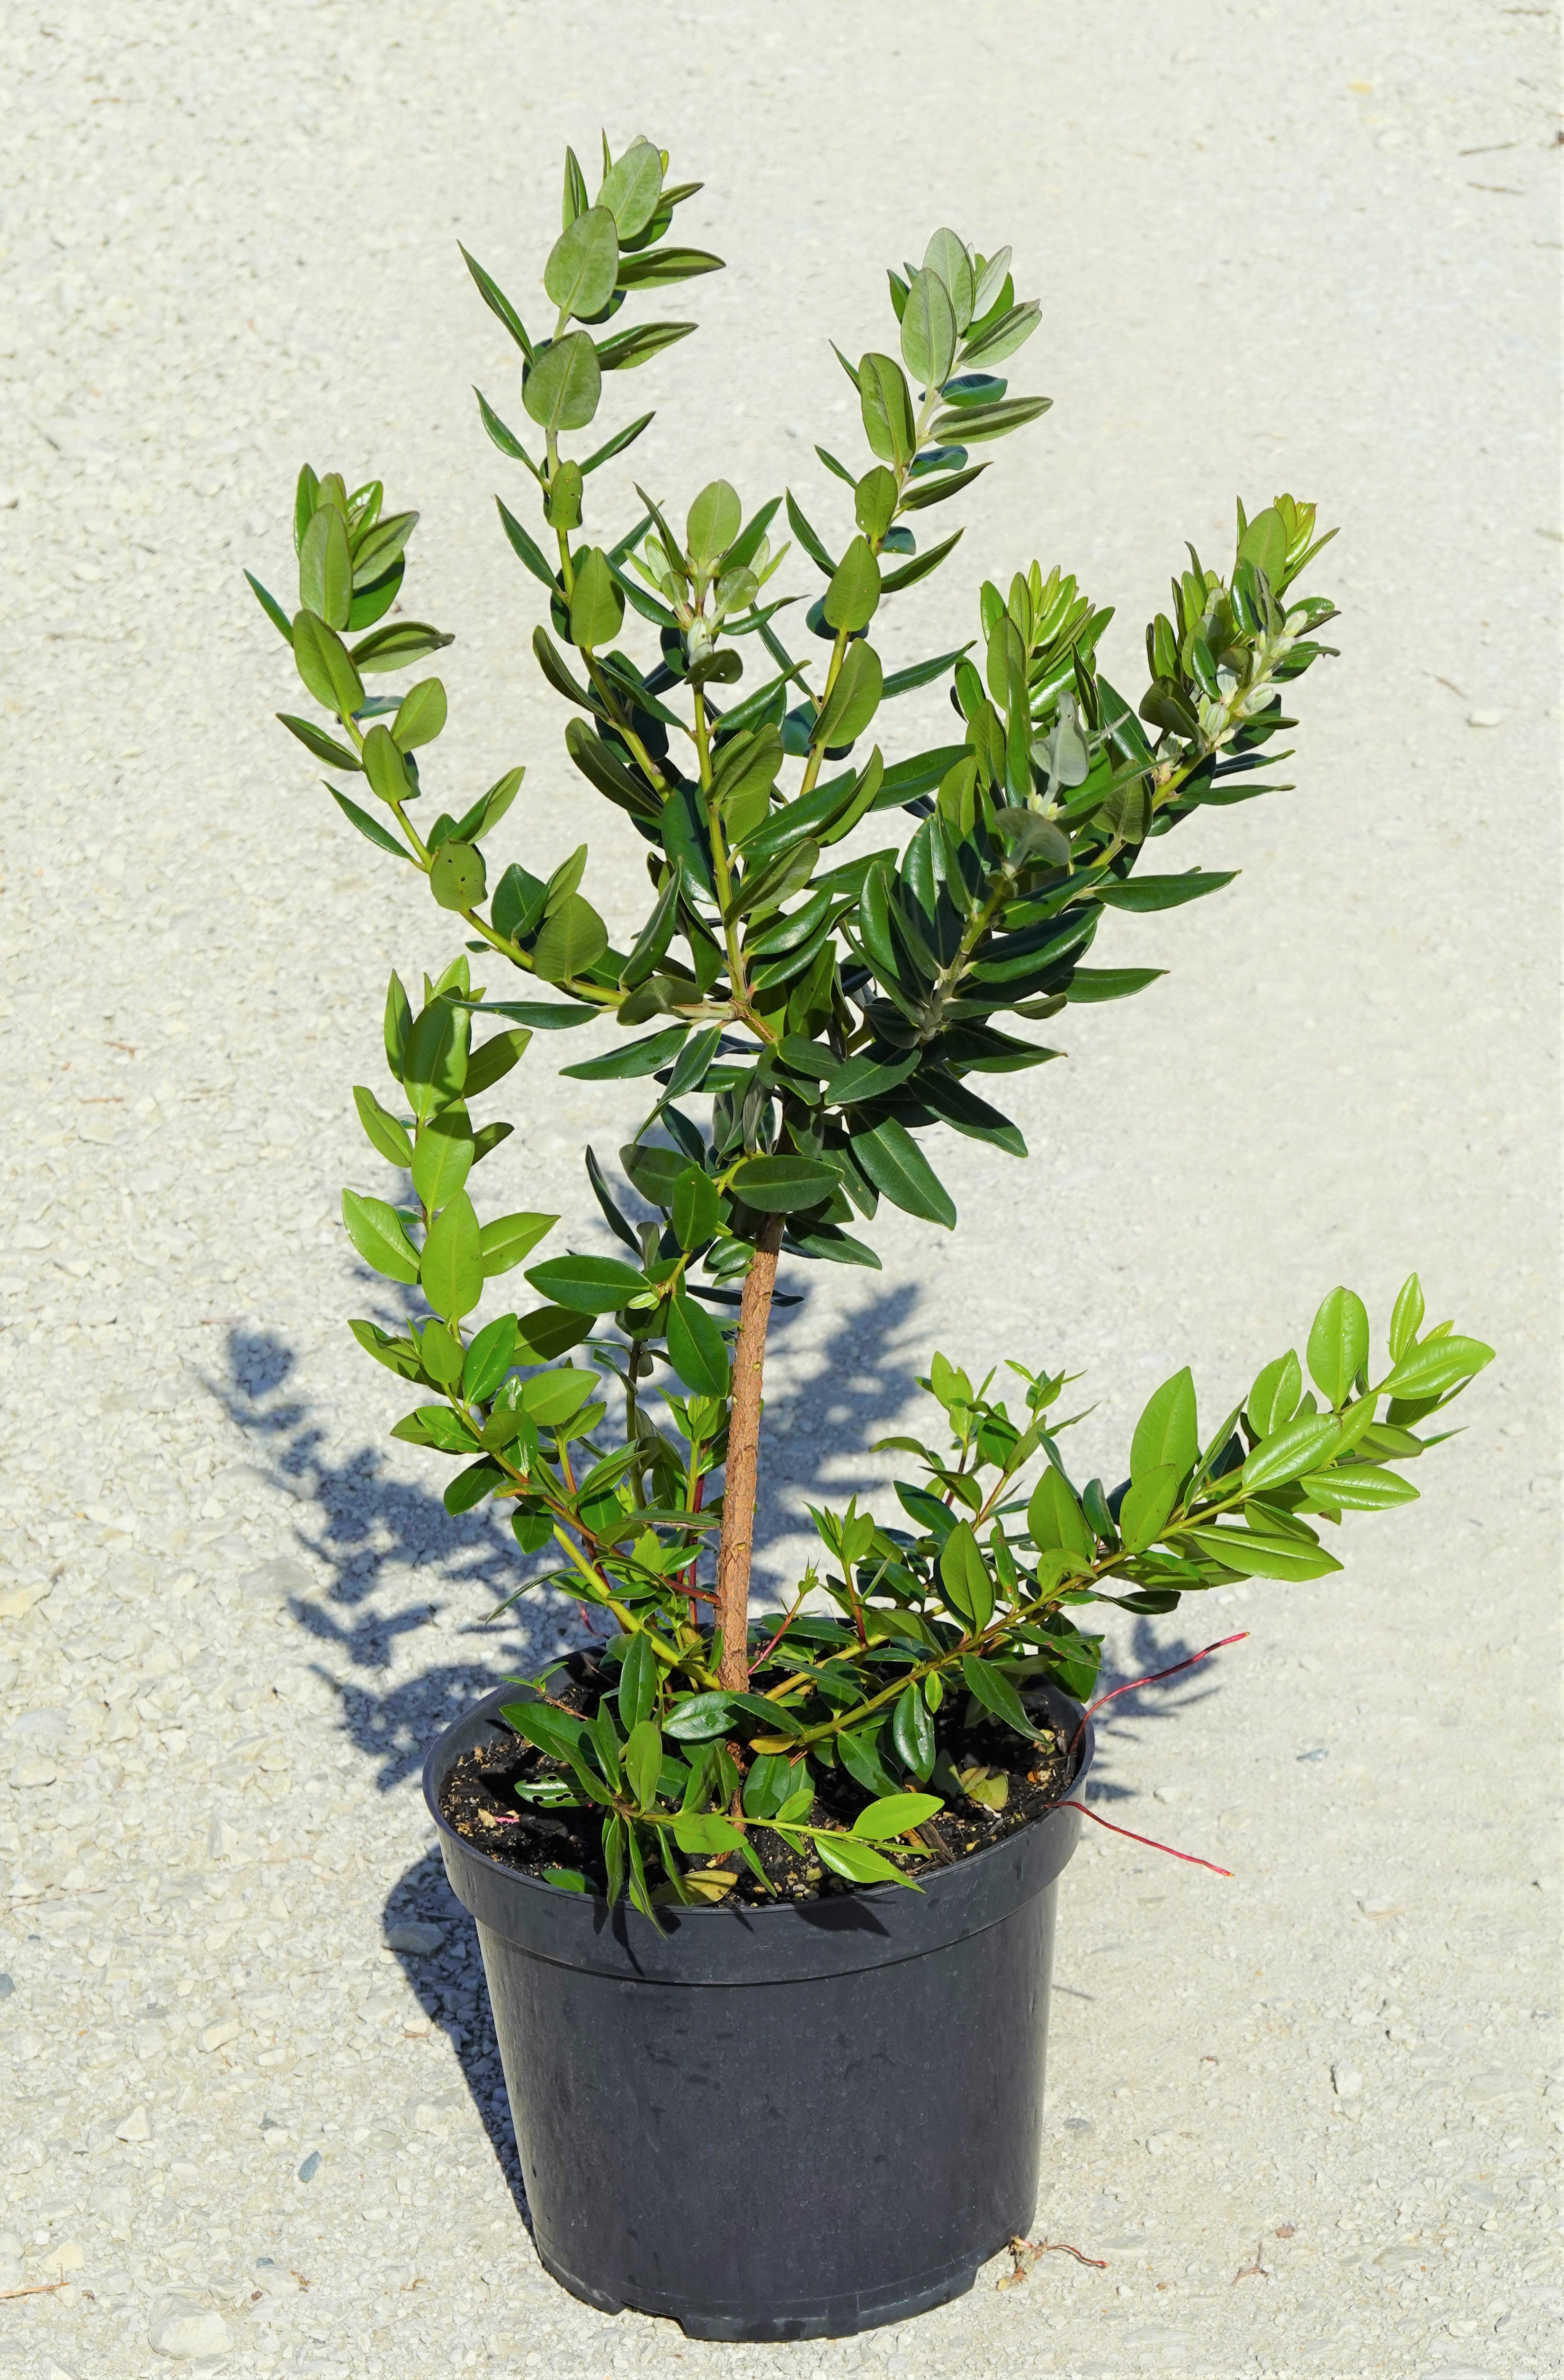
left=209, top=1275, right=1237, bottom=2167
left=384, top=1842, right=532, bottom=2221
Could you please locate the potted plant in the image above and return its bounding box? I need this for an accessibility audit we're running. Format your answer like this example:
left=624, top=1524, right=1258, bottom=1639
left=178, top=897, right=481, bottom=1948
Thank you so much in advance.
left=246, top=135, right=1492, bottom=2343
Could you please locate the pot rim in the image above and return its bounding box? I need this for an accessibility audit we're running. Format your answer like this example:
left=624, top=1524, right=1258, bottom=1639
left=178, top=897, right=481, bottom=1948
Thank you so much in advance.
left=422, top=1676, right=1094, bottom=1924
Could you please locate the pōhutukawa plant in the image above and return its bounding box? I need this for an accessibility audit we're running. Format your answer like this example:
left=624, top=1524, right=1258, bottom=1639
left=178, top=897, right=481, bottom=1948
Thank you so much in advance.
left=249, top=135, right=1492, bottom=1926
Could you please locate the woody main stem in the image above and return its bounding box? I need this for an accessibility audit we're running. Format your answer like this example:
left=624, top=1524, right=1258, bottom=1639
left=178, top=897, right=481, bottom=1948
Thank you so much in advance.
left=713, top=1213, right=783, bottom=1691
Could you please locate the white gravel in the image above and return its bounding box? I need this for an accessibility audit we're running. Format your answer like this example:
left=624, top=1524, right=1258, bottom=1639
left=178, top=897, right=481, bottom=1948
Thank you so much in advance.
left=1, top=4, right=1559, bottom=2376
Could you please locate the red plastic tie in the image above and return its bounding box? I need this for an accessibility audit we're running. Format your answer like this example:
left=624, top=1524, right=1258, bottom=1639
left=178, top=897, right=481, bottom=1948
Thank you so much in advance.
left=1047, top=1798, right=1232, bottom=1878
left=1068, top=1631, right=1249, bottom=1759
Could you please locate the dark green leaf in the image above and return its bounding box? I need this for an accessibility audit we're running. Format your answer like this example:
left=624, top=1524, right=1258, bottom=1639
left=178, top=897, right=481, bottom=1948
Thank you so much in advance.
left=849, top=1119, right=955, bottom=1227
left=666, top=1285, right=730, bottom=1396
left=1095, top=870, right=1237, bottom=913
left=277, top=712, right=359, bottom=770
left=960, top=1655, right=1038, bottom=1738
left=496, top=497, right=555, bottom=589
left=330, top=788, right=411, bottom=863
left=730, top=1154, right=840, bottom=1213
left=460, top=244, right=535, bottom=358
left=525, top=1252, right=649, bottom=1313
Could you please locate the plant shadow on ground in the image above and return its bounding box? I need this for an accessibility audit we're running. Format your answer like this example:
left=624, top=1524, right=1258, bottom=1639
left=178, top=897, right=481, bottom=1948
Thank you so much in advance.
left=213, top=1276, right=1230, bottom=2203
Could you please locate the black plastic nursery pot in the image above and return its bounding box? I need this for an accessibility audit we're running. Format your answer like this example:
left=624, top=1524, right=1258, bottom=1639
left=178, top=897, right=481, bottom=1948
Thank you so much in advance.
left=424, top=1682, right=1093, bottom=2343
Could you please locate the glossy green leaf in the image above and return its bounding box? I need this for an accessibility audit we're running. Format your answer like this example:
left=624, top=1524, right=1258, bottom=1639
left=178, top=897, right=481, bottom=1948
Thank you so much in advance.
left=900, top=266, right=957, bottom=388
left=1241, top=1414, right=1342, bottom=1491
left=545, top=206, right=618, bottom=322
left=1183, top=1525, right=1343, bottom=1582
left=430, top=841, right=486, bottom=913
left=823, top=536, right=882, bottom=634
left=811, top=640, right=883, bottom=748
left=879, top=528, right=963, bottom=596
left=615, top=244, right=723, bottom=288
left=1095, top=869, right=1237, bottom=913
left=666, top=1285, right=730, bottom=1396
left=292, top=608, right=363, bottom=715
left=464, top=1028, right=531, bottom=1099
left=729, top=1154, right=839, bottom=1213
left=569, top=546, right=626, bottom=649
left=1379, top=1334, right=1494, bottom=1400
left=1064, top=967, right=1165, bottom=1003
left=495, top=496, right=555, bottom=589
left=330, top=788, right=410, bottom=862
left=1026, top=1467, right=1096, bottom=1563
left=1387, top=1273, right=1424, bottom=1363
left=351, top=619, right=454, bottom=675
left=519, top=1366, right=599, bottom=1424
left=849, top=1119, right=955, bottom=1227
left=922, top=226, right=974, bottom=324
left=341, top=1190, right=420, bottom=1285
left=1306, top=1287, right=1370, bottom=1407
left=532, top=893, right=608, bottom=984
left=687, top=479, right=742, bottom=567
left=813, top=1833, right=907, bottom=1887
left=403, top=997, right=469, bottom=1123
left=352, top=508, right=418, bottom=587
left=525, top=1252, right=649, bottom=1313
left=459, top=244, right=534, bottom=358
left=277, top=711, right=359, bottom=771
left=852, top=1790, right=942, bottom=1841
left=392, top=678, right=447, bottom=752
left=623, top=1718, right=662, bottom=1812
left=596, top=318, right=697, bottom=373
left=299, top=504, right=352, bottom=629
left=1247, top=1350, right=1303, bottom=1438
left=561, top=1026, right=688, bottom=1082
left=1300, top=1463, right=1419, bottom=1511
left=663, top=1693, right=737, bottom=1743
left=353, top=1085, right=413, bottom=1169
left=1117, top=1463, right=1180, bottom=1553
left=858, top=351, right=915, bottom=469
left=892, top=1681, right=935, bottom=1781
left=599, top=137, right=664, bottom=238
left=472, top=1211, right=556, bottom=1278
left=1130, top=1368, right=1198, bottom=1482
left=421, top=1190, right=484, bottom=1322
left=931, top=394, right=1052, bottom=443
left=939, top=1522, right=994, bottom=1629
left=246, top=569, right=294, bottom=643
left=523, top=332, right=602, bottom=433
left=512, top=1304, right=591, bottom=1362
left=960, top=1655, right=1038, bottom=1738
left=411, top=1105, right=475, bottom=1210
left=463, top=1312, right=517, bottom=1403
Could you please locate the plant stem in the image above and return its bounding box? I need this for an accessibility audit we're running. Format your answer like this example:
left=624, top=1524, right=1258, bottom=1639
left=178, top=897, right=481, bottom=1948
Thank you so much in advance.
left=713, top=1212, right=784, bottom=1690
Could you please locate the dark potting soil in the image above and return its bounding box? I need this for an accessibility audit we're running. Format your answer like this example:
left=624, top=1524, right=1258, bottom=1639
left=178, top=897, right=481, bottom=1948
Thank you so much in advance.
left=438, top=1653, right=1079, bottom=1906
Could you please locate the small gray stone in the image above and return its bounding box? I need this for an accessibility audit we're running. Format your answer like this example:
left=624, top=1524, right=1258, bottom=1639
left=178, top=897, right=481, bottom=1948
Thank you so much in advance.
left=297, top=2149, right=321, bottom=2183
left=385, top=1920, right=445, bottom=1955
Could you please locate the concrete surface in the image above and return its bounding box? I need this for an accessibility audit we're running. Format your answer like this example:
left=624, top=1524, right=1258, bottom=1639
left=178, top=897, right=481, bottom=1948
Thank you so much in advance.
left=0, top=3, right=1559, bottom=2376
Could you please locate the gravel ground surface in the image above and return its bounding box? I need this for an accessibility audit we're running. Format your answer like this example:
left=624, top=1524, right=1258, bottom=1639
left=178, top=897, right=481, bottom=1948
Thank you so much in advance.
left=1, top=4, right=1559, bottom=2377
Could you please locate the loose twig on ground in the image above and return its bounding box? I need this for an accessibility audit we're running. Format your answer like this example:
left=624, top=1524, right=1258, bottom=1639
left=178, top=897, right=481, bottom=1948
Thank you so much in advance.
left=997, top=2234, right=1108, bottom=2288
left=1233, top=2236, right=1271, bottom=2283
left=0, top=2280, right=69, bottom=2301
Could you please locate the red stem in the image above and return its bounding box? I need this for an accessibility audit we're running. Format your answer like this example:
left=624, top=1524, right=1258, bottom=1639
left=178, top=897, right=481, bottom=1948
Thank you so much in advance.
left=1047, top=1799, right=1233, bottom=1879
left=1068, top=1631, right=1249, bottom=1759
